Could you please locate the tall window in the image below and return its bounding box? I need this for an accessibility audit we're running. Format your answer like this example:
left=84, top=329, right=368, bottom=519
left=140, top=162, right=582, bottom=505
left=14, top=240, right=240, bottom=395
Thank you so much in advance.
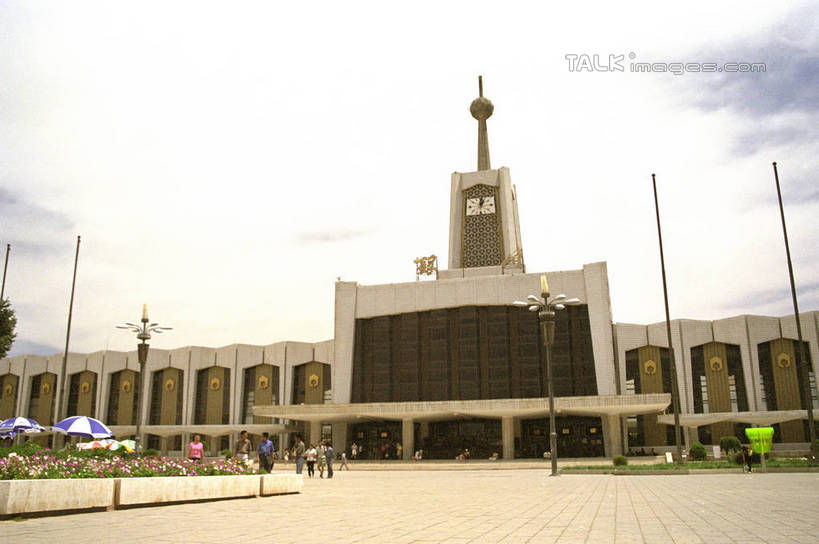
left=700, top=375, right=709, bottom=413
left=243, top=366, right=256, bottom=424
left=728, top=375, right=739, bottom=412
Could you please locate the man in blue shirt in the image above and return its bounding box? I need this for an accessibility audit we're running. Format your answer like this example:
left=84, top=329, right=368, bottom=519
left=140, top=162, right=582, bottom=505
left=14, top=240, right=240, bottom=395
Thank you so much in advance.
left=257, top=432, right=276, bottom=473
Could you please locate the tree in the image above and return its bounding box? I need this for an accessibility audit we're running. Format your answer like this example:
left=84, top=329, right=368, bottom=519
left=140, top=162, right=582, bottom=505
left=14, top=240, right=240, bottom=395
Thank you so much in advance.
left=0, top=298, right=17, bottom=359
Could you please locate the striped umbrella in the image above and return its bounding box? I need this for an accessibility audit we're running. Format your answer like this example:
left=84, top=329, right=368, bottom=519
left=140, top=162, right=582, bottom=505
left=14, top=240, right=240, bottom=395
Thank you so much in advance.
left=0, top=417, right=42, bottom=432
left=52, top=416, right=113, bottom=439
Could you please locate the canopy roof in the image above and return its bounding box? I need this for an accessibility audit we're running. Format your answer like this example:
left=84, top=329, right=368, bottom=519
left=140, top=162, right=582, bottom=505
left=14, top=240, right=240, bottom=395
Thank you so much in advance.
left=252, top=394, right=672, bottom=423
left=107, top=423, right=288, bottom=438
left=656, top=409, right=819, bottom=428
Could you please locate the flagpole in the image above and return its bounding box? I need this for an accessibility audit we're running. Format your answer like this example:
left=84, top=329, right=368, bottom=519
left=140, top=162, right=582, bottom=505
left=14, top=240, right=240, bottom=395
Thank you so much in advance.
left=1, top=243, right=10, bottom=300
left=53, top=235, right=81, bottom=449
left=772, top=162, right=816, bottom=457
left=652, top=174, right=684, bottom=464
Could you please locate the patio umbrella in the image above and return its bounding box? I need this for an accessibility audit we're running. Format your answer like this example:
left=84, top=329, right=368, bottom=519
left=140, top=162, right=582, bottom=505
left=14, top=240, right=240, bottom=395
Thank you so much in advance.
left=76, top=440, right=109, bottom=450
left=52, top=416, right=113, bottom=439
left=106, top=440, right=135, bottom=452
left=0, top=417, right=42, bottom=432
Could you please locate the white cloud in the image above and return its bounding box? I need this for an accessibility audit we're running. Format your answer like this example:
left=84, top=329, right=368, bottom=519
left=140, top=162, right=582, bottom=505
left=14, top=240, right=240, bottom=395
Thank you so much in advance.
left=1, top=1, right=816, bottom=356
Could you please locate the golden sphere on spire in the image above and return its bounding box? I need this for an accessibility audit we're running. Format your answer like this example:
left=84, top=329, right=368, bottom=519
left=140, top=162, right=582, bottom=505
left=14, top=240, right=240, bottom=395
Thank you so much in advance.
left=470, top=96, right=494, bottom=121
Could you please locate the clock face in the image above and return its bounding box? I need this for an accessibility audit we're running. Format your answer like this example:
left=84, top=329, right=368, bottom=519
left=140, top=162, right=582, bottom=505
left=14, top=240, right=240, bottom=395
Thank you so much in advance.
left=465, top=195, right=496, bottom=216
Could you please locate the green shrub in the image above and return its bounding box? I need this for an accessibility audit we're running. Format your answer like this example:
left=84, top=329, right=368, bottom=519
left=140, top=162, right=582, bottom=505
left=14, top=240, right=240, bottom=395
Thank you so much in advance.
left=142, top=448, right=161, bottom=457
left=220, top=449, right=232, bottom=457
left=719, top=436, right=741, bottom=455
left=0, top=442, right=46, bottom=458
left=612, top=455, right=628, bottom=466
left=689, top=442, right=707, bottom=461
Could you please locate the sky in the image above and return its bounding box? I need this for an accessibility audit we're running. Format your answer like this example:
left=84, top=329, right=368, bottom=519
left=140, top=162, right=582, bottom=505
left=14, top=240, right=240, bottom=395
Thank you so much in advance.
left=1, top=2, right=817, bottom=357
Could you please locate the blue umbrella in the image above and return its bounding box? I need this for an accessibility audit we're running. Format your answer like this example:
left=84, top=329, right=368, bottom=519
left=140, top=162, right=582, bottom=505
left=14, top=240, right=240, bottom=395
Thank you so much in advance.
left=52, top=416, right=113, bottom=439
left=0, top=417, right=42, bottom=432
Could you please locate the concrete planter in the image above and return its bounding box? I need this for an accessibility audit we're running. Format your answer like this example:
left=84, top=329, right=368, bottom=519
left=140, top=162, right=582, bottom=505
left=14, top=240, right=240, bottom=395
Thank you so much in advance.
left=0, top=478, right=116, bottom=516
left=0, top=474, right=302, bottom=517
left=116, top=474, right=260, bottom=506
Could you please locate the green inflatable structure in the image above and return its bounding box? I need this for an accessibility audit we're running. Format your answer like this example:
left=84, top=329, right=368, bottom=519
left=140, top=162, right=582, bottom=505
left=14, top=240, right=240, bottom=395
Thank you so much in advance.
left=745, top=427, right=774, bottom=454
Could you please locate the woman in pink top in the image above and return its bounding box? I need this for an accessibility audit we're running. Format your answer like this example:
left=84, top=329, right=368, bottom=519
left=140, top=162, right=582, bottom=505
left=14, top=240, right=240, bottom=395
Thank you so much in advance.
left=188, top=434, right=204, bottom=462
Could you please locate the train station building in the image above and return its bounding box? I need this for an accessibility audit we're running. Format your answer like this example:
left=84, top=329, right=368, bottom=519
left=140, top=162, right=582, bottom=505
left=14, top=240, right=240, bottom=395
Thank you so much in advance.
left=1, top=82, right=817, bottom=459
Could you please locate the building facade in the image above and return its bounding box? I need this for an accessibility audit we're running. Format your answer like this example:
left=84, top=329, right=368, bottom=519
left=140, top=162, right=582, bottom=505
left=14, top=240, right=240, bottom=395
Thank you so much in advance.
left=2, top=79, right=817, bottom=458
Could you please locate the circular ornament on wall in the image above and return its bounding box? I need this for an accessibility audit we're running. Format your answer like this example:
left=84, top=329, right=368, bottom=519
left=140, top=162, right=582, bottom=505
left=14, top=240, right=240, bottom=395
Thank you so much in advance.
left=42, top=382, right=52, bottom=395
left=308, top=374, right=320, bottom=388
left=643, top=360, right=657, bottom=376
left=80, top=382, right=91, bottom=394
left=164, top=379, right=176, bottom=392
left=2, top=384, right=12, bottom=398
left=121, top=380, right=131, bottom=393
left=209, top=377, right=221, bottom=391
left=777, top=353, right=791, bottom=369
left=709, top=357, right=723, bottom=372
left=258, top=375, right=269, bottom=389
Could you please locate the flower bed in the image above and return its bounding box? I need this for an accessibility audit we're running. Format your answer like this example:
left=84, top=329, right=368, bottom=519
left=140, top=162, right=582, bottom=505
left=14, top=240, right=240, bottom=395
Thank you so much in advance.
left=1, top=451, right=256, bottom=480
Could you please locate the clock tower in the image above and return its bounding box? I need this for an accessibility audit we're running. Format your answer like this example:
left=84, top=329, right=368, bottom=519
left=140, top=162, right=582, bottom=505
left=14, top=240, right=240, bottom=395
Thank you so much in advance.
left=447, top=77, right=524, bottom=272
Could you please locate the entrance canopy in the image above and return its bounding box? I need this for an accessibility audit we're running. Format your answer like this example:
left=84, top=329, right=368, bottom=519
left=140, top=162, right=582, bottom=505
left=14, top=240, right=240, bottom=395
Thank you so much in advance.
left=108, top=424, right=287, bottom=438
left=252, top=394, right=671, bottom=424
left=656, top=409, right=819, bottom=428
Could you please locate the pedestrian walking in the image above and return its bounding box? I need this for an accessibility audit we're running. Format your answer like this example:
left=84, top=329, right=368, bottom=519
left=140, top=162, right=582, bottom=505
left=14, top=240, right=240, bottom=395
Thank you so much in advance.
left=257, top=432, right=275, bottom=473
left=326, top=442, right=335, bottom=478
left=187, top=434, right=204, bottom=462
left=293, top=435, right=306, bottom=475
left=317, top=441, right=327, bottom=478
left=234, top=430, right=252, bottom=464
left=339, top=451, right=350, bottom=470
left=306, top=444, right=317, bottom=478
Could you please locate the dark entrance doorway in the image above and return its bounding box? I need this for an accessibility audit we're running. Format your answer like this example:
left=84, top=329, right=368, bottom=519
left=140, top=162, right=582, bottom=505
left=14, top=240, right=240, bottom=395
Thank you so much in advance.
left=520, top=416, right=604, bottom=458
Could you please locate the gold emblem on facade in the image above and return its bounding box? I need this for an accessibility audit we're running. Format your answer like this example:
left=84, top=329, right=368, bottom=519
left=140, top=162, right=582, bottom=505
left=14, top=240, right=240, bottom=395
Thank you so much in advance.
left=414, top=254, right=438, bottom=279
left=777, top=353, right=791, bottom=369
left=80, top=381, right=91, bottom=394
left=709, top=357, right=723, bottom=372
left=2, top=384, right=12, bottom=398
left=41, top=382, right=52, bottom=395
left=258, top=375, right=269, bottom=389
left=209, top=377, right=221, bottom=391
left=121, top=380, right=131, bottom=393
left=501, top=247, right=524, bottom=268
left=308, top=374, right=320, bottom=388
left=164, top=379, right=175, bottom=392
left=643, top=360, right=657, bottom=375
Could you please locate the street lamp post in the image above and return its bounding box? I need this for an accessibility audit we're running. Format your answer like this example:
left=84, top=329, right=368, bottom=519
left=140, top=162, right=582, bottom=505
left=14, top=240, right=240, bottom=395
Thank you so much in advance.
left=514, top=275, right=582, bottom=476
left=116, top=304, right=172, bottom=454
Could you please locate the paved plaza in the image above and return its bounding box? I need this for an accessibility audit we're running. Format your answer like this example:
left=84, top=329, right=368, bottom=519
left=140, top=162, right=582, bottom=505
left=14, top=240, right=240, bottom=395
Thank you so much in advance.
left=2, top=470, right=818, bottom=543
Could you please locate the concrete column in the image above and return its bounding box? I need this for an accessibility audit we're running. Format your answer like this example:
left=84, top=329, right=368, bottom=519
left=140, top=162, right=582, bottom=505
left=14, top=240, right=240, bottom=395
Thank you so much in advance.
left=332, top=423, right=347, bottom=455
left=279, top=432, right=289, bottom=458
left=160, top=436, right=169, bottom=457
left=309, top=421, right=321, bottom=446
left=502, top=417, right=515, bottom=460
left=402, top=418, right=414, bottom=460
left=602, top=415, right=623, bottom=458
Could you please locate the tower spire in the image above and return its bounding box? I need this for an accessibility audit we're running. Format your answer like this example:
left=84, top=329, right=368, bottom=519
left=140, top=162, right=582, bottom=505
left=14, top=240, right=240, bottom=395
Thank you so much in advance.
left=470, top=75, right=494, bottom=171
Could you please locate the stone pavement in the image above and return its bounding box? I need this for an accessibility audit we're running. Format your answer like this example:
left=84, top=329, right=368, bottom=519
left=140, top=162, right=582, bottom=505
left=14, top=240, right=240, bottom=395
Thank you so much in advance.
left=2, top=470, right=817, bottom=543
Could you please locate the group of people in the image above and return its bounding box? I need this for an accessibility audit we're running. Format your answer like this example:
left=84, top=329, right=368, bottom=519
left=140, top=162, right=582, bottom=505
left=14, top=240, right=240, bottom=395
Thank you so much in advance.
left=186, top=430, right=276, bottom=473
left=349, top=441, right=404, bottom=460
left=290, top=435, right=348, bottom=477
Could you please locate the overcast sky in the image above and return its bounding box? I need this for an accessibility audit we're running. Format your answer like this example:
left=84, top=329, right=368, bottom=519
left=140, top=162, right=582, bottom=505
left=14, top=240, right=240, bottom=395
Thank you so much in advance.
left=1, top=2, right=817, bottom=357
